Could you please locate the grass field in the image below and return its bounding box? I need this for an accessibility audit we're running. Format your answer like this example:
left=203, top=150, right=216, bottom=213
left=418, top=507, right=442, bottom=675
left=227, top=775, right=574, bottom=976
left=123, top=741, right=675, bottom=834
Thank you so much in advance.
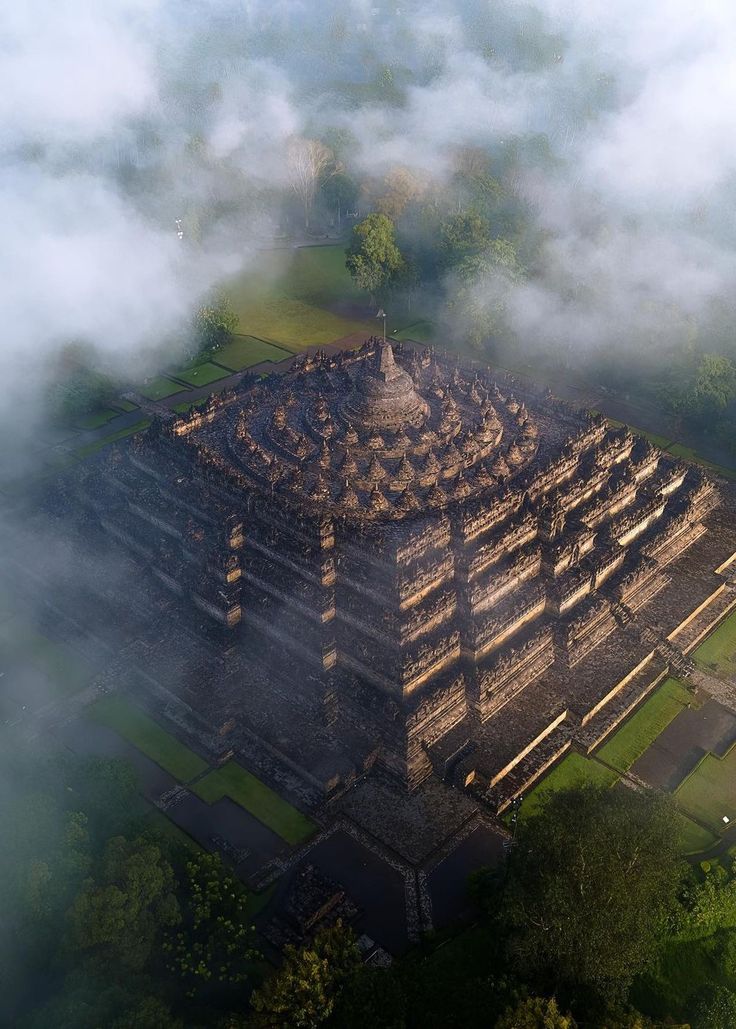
left=192, top=760, right=316, bottom=845
left=171, top=361, right=231, bottom=387
left=138, top=376, right=186, bottom=401
left=90, top=694, right=209, bottom=782
left=675, top=742, right=736, bottom=832
left=213, top=335, right=292, bottom=371
left=74, top=418, right=151, bottom=458
left=692, top=609, right=736, bottom=678
left=393, top=319, right=437, bottom=343
left=72, top=408, right=122, bottom=431
left=676, top=814, right=718, bottom=855
left=519, top=752, right=619, bottom=820
left=223, top=245, right=374, bottom=349
left=595, top=678, right=692, bottom=772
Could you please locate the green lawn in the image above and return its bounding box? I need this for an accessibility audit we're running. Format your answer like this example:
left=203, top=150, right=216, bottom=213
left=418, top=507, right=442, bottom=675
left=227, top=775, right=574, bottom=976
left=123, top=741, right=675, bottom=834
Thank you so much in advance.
left=72, top=408, right=122, bottom=431
left=171, top=361, right=232, bottom=387
left=138, top=376, right=187, bottom=401
left=74, top=418, right=151, bottom=458
left=223, top=245, right=374, bottom=349
left=116, top=399, right=139, bottom=413
left=692, top=608, right=736, bottom=678
left=676, top=813, right=718, bottom=856
left=192, top=760, right=316, bottom=846
left=393, top=319, right=437, bottom=343
left=518, top=752, right=619, bottom=821
left=90, top=694, right=209, bottom=782
left=675, top=742, right=736, bottom=833
left=595, top=678, right=693, bottom=772
left=213, top=335, right=292, bottom=371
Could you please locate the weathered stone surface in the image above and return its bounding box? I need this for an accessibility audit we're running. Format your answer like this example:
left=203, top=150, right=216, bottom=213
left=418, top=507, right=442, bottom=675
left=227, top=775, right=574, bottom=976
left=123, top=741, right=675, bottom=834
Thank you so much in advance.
left=76, top=339, right=736, bottom=811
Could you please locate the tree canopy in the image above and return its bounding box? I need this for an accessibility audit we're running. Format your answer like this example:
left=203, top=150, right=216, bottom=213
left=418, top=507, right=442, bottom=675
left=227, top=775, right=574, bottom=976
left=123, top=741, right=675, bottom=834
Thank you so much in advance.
left=345, top=213, right=406, bottom=305
left=500, top=785, right=685, bottom=1002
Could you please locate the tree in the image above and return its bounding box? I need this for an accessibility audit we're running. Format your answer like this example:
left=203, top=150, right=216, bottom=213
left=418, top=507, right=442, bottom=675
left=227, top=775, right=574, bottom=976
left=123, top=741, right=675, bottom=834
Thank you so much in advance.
left=194, top=291, right=238, bottom=355
left=689, top=985, right=736, bottom=1029
left=287, top=137, right=337, bottom=230
left=345, top=214, right=406, bottom=306
left=376, top=166, right=428, bottom=222
left=680, top=859, right=736, bottom=939
left=495, top=996, right=577, bottom=1029
left=164, top=852, right=258, bottom=997
left=439, top=211, right=493, bottom=267
left=445, top=241, right=522, bottom=349
left=68, top=835, right=180, bottom=972
left=249, top=921, right=360, bottom=1028
left=500, top=786, right=685, bottom=1002
left=321, top=171, right=359, bottom=230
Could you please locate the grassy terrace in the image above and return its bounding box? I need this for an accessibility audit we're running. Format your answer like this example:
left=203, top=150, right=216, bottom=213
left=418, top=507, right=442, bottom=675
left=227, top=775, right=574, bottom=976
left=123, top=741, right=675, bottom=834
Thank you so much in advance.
left=74, top=418, right=151, bottom=458
left=692, top=607, right=736, bottom=678
left=213, top=334, right=291, bottom=371
left=223, top=245, right=373, bottom=348
left=675, top=742, right=736, bottom=832
left=518, top=753, right=619, bottom=821
left=192, top=760, right=316, bottom=846
left=138, top=375, right=186, bottom=401
left=90, top=694, right=208, bottom=782
left=594, top=678, right=693, bottom=772
left=171, top=361, right=231, bottom=387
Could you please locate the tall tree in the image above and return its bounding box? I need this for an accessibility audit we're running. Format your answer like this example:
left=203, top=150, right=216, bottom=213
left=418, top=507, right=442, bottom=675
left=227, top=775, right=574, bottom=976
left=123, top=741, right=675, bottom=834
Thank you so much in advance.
left=68, top=835, right=181, bottom=973
left=376, top=166, right=428, bottom=222
left=194, top=290, right=238, bottom=355
left=287, top=137, right=337, bottom=230
left=345, top=214, right=406, bottom=306
left=164, top=852, right=258, bottom=998
left=495, top=996, right=577, bottom=1029
left=500, top=786, right=685, bottom=1003
left=248, top=921, right=360, bottom=1029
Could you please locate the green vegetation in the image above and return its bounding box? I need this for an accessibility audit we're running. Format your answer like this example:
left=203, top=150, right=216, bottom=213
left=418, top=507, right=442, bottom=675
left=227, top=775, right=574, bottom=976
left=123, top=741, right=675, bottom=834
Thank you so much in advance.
left=138, top=376, right=186, bottom=401
left=666, top=442, right=736, bottom=480
left=675, top=743, right=736, bottom=832
left=223, top=245, right=373, bottom=349
left=595, top=678, right=692, bottom=772
left=676, top=815, right=719, bottom=856
left=74, top=417, right=151, bottom=458
left=89, top=694, right=208, bottom=782
left=518, top=752, right=618, bottom=820
left=192, top=760, right=316, bottom=845
left=213, top=334, right=292, bottom=371
left=250, top=921, right=360, bottom=1028
left=71, top=407, right=122, bottom=430
left=171, top=361, right=231, bottom=387
left=346, top=213, right=407, bottom=304
left=693, top=608, right=736, bottom=677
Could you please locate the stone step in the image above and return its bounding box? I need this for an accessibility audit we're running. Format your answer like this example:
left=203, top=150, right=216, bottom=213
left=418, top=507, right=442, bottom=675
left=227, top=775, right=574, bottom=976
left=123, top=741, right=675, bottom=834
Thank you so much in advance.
left=577, top=654, right=670, bottom=753
left=485, top=724, right=573, bottom=815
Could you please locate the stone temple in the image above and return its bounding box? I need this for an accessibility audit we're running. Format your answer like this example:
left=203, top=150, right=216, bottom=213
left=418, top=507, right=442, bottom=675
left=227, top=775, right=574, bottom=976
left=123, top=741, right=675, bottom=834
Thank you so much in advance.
left=80, top=339, right=736, bottom=814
